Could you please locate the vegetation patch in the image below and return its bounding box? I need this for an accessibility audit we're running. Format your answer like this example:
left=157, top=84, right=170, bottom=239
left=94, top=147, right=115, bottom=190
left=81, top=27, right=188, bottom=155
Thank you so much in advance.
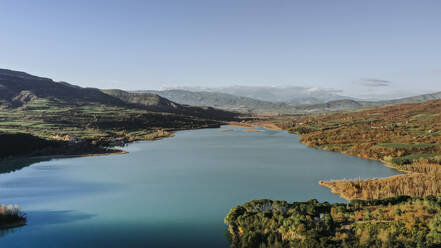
left=391, top=154, right=441, bottom=166
left=0, top=204, right=26, bottom=229
left=377, top=143, right=437, bottom=150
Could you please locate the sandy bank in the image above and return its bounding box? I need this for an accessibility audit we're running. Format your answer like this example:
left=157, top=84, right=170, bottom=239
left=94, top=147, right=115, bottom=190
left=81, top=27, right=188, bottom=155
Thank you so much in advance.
left=243, top=129, right=260, bottom=133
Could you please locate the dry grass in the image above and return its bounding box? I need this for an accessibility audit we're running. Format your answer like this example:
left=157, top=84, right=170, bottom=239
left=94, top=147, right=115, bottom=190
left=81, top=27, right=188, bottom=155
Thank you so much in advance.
left=320, top=161, right=441, bottom=200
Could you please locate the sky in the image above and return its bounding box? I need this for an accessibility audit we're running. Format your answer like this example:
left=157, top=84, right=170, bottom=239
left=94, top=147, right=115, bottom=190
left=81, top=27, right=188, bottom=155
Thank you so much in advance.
left=1, top=0, right=440, bottom=99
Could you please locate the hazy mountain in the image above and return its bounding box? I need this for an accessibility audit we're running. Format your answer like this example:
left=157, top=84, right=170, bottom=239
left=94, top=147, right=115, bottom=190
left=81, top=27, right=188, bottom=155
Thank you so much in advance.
left=144, top=86, right=441, bottom=114
left=139, top=87, right=441, bottom=114
left=299, top=91, right=441, bottom=112
left=378, top=91, right=441, bottom=105
left=138, top=89, right=295, bottom=113
left=166, top=86, right=352, bottom=105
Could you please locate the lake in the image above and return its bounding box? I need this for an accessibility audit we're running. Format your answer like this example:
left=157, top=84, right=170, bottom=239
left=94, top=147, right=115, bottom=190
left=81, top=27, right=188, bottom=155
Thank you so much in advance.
left=0, top=126, right=400, bottom=247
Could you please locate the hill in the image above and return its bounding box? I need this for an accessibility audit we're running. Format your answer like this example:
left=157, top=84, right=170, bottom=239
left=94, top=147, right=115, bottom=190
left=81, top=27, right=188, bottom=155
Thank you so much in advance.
left=300, top=99, right=365, bottom=111
left=0, top=69, right=125, bottom=108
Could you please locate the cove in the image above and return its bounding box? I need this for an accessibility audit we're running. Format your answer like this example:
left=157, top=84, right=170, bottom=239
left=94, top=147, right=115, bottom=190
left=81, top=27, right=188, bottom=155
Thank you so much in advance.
left=0, top=126, right=400, bottom=248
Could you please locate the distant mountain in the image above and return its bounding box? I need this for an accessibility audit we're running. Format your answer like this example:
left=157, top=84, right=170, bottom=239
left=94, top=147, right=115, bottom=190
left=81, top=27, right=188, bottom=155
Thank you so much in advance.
left=138, top=89, right=295, bottom=113
left=377, top=91, right=441, bottom=105
left=102, top=89, right=236, bottom=119
left=0, top=68, right=237, bottom=120
left=167, top=86, right=352, bottom=105
left=138, top=87, right=441, bottom=114
left=299, top=91, right=441, bottom=112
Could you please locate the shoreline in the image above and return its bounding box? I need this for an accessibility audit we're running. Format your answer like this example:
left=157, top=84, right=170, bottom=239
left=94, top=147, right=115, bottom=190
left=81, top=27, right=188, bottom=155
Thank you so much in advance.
left=0, top=147, right=130, bottom=166
left=302, top=139, right=417, bottom=200
left=23, top=150, right=129, bottom=162
left=0, top=124, right=226, bottom=168
left=228, top=119, right=414, bottom=201
left=314, top=146, right=441, bottom=200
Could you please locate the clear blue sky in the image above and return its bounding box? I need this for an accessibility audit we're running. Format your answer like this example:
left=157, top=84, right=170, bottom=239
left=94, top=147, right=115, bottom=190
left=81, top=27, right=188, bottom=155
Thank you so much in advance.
left=1, top=0, right=440, bottom=98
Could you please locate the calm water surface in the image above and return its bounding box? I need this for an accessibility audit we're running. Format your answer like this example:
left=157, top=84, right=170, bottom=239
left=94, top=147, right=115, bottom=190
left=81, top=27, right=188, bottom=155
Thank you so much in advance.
left=0, top=126, right=400, bottom=247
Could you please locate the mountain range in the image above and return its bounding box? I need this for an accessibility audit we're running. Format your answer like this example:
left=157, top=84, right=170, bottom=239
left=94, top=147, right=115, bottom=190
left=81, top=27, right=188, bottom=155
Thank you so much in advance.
left=0, top=68, right=236, bottom=120
left=160, top=86, right=351, bottom=104
left=143, top=87, right=441, bottom=113
left=2, top=68, right=440, bottom=116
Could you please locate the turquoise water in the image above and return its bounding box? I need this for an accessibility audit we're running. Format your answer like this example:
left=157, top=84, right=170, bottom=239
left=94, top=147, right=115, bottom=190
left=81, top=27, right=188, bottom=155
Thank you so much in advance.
left=0, top=126, right=400, bottom=247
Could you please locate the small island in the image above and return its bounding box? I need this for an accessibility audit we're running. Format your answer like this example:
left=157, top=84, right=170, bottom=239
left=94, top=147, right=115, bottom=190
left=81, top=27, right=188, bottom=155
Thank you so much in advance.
left=0, top=205, right=26, bottom=229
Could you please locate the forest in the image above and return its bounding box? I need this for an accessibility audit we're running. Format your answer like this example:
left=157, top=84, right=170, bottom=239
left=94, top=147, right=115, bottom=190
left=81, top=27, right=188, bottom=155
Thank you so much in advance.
left=225, top=197, right=441, bottom=248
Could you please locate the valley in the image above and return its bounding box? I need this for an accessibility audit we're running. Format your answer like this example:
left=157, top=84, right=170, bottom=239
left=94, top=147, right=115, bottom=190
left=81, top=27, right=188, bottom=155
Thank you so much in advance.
left=3, top=2, right=440, bottom=247
left=1, top=68, right=441, bottom=247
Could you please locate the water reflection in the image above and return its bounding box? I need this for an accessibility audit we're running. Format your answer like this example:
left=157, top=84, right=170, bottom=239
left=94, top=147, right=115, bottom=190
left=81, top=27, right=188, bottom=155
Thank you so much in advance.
left=0, top=210, right=95, bottom=238
left=0, top=225, right=23, bottom=238
left=0, top=157, right=52, bottom=174
left=27, top=210, right=96, bottom=226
